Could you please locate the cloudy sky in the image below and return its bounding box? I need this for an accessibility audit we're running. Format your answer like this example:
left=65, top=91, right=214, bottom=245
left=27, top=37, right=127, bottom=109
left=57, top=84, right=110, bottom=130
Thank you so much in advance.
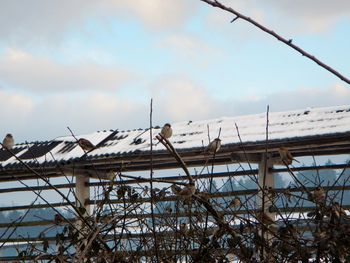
left=0, top=0, right=349, bottom=143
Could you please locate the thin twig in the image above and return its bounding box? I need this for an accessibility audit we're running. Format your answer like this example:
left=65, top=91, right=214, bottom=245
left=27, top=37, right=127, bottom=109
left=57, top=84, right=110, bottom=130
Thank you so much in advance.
left=148, top=99, right=160, bottom=262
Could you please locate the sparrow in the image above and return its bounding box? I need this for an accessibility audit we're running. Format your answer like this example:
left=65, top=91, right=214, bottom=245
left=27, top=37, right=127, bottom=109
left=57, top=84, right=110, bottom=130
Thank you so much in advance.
left=171, top=182, right=196, bottom=198
left=77, top=138, right=95, bottom=151
left=331, top=202, right=346, bottom=219
left=257, top=212, right=275, bottom=225
left=106, top=170, right=115, bottom=180
left=160, top=123, right=172, bottom=139
left=278, top=147, right=299, bottom=165
left=313, top=186, right=325, bottom=204
left=2, top=134, right=14, bottom=150
left=171, top=184, right=182, bottom=195
left=205, top=138, right=221, bottom=153
left=228, top=197, right=241, bottom=208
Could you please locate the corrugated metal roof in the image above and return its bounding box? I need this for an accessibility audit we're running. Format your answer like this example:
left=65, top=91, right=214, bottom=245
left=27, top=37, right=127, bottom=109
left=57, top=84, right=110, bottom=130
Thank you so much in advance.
left=1, top=105, right=350, bottom=170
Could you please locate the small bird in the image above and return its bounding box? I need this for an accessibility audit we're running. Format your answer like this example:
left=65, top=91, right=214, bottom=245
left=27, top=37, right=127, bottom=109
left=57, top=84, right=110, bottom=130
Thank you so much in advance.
left=160, top=123, right=172, bottom=139
left=2, top=134, right=14, bottom=150
left=228, top=197, right=241, bottom=208
left=313, top=186, right=325, bottom=204
left=257, top=212, right=275, bottom=225
left=171, top=183, right=196, bottom=198
left=278, top=147, right=299, bottom=165
left=77, top=138, right=95, bottom=151
left=106, top=170, right=115, bottom=180
left=331, top=202, right=346, bottom=219
left=205, top=138, right=221, bottom=153
left=171, top=184, right=182, bottom=195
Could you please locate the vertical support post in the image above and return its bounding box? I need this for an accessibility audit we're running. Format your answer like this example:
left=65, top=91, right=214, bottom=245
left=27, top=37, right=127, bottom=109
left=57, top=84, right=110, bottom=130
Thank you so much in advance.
left=257, top=153, right=276, bottom=252
left=257, top=154, right=275, bottom=217
left=74, top=174, right=90, bottom=256
left=76, top=174, right=90, bottom=215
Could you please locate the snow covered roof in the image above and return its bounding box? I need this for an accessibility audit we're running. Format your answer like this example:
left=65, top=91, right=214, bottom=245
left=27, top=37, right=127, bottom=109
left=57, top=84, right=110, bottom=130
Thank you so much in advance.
left=1, top=105, right=350, bottom=171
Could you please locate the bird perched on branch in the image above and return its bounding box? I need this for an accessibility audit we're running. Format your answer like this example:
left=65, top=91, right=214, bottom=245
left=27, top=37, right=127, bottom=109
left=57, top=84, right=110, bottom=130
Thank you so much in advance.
left=77, top=138, right=95, bottom=151
left=330, top=202, right=347, bottom=219
left=160, top=123, right=172, bottom=139
left=2, top=134, right=14, bottom=150
left=257, top=212, right=275, bottom=225
left=278, top=147, right=299, bottom=165
left=312, top=186, right=325, bottom=204
left=106, top=170, right=115, bottom=180
left=228, top=197, right=241, bottom=208
left=171, top=182, right=196, bottom=198
left=205, top=138, right=221, bottom=154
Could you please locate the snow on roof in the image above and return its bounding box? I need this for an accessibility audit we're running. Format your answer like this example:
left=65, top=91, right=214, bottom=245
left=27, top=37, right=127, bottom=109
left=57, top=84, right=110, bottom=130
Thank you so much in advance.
left=1, top=105, right=350, bottom=169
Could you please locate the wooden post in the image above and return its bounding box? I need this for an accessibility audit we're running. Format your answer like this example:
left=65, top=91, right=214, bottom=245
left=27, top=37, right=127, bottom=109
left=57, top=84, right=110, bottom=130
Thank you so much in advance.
left=76, top=174, right=90, bottom=215
left=257, top=153, right=276, bottom=249
left=258, top=154, right=275, bottom=216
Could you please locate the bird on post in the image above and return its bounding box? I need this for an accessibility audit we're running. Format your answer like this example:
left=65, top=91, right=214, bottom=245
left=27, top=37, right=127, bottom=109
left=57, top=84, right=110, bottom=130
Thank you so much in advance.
left=205, top=138, right=221, bottom=154
left=77, top=138, right=95, bottom=152
left=160, top=123, right=172, bottom=139
left=278, top=147, right=299, bottom=165
left=2, top=134, right=14, bottom=150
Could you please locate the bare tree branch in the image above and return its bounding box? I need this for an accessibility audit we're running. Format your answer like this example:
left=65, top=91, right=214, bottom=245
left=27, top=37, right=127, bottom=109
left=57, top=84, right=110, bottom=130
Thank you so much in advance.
left=200, top=0, right=350, bottom=85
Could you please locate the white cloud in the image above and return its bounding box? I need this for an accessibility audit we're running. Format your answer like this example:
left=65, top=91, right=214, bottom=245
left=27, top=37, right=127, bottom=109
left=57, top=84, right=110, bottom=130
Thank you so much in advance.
left=259, top=0, right=350, bottom=34
left=151, top=77, right=217, bottom=121
left=0, top=0, right=196, bottom=46
left=108, top=0, right=195, bottom=30
left=0, top=48, right=132, bottom=92
left=160, top=34, right=221, bottom=67
left=0, top=0, right=89, bottom=44
left=234, top=84, right=350, bottom=114
left=0, top=90, right=148, bottom=142
left=0, top=91, right=34, bottom=140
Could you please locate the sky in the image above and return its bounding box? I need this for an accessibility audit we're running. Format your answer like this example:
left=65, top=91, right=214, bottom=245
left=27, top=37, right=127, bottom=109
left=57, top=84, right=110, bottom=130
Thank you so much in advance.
left=0, top=0, right=349, bottom=143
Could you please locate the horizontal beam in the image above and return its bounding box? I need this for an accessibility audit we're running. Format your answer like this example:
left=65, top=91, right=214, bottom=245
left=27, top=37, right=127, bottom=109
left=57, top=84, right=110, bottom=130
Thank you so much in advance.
left=0, top=163, right=349, bottom=193
left=1, top=182, right=350, bottom=212
left=0, top=132, right=349, bottom=180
